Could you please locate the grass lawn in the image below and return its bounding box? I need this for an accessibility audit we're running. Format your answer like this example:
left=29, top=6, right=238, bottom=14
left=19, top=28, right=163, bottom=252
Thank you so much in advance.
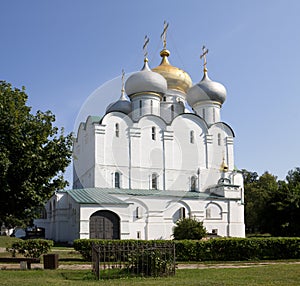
left=0, top=264, right=299, bottom=286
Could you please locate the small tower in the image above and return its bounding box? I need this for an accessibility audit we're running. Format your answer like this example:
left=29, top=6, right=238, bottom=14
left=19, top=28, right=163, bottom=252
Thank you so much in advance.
left=187, top=46, right=227, bottom=125
left=105, top=69, right=132, bottom=115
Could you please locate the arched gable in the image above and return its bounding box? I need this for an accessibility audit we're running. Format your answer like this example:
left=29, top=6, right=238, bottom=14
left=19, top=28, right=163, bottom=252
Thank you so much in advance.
left=210, top=122, right=235, bottom=137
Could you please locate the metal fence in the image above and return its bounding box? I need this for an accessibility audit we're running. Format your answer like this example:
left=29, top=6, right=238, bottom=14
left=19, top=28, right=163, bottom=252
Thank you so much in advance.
left=92, top=242, right=176, bottom=280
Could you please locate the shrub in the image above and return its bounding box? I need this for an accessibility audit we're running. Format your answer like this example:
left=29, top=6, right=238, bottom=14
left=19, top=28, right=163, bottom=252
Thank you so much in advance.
left=8, top=239, right=53, bottom=258
left=173, top=218, right=207, bottom=240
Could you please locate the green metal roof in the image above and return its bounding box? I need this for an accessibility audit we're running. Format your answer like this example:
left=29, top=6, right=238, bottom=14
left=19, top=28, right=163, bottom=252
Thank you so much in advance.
left=109, top=188, right=212, bottom=199
left=66, top=188, right=129, bottom=205
left=60, top=187, right=220, bottom=205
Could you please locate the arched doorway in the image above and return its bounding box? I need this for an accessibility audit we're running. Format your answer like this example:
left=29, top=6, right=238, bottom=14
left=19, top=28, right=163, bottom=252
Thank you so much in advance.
left=89, top=210, right=120, bottom=239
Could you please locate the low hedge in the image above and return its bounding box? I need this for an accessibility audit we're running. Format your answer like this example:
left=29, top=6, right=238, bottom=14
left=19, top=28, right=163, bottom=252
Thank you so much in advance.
left=74, top=238, right=300, bottom=262
left=174, top=237, right=300, bottom=261
left=73, top=239, right=172, bottom=261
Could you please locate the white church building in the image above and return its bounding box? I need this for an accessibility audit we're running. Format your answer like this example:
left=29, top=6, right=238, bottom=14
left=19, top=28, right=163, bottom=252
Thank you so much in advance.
left=35, top=34, right=245, bottom=243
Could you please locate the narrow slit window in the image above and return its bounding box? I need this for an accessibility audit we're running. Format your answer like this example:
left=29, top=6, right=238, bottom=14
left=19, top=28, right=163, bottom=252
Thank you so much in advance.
left=171, top=105, right=174, bottom=118
left=151, top=173, right=158, bottom=190
left=115, top=172, right=120, bottom=188
left=115, top=123, right=119, bottom=137
left=190, top=130, right=194, bottom=144
left=218, top=133, right=221, bottom=146
left=180, top=207, right=186, bottom=219
left=150, top=100, right=153, bottom=114
left=136, top=207, right=140, bottom=219
left=191, top=176, right=197, bottom=191
left=139, top=100, right=142, bottom=116
left=151, top=126, right=156, bottom=140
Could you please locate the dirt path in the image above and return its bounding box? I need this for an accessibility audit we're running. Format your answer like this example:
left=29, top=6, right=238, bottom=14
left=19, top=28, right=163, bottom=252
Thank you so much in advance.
left=1, top=261, right=300, bottom=270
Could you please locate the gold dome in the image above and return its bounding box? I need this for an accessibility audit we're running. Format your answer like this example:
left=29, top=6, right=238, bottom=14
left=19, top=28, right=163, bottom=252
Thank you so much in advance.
left=152, top=49, right=192, bottom=94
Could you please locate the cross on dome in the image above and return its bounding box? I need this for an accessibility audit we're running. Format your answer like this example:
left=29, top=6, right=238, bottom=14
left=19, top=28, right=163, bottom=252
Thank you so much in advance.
left=143, top=35, right=150, bottom=61
left=160, top=21, right=169, bottom=49
left=200, top=45, right=209, bottom=72
left=121, top=69, right=125, bottom=97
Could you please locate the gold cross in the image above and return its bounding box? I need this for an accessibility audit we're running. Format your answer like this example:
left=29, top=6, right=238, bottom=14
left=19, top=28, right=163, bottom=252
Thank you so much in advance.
left=200, top=45, right=209, bottom=71
left=143, top=35, right=150, bottom=59
left=160, top=21, right=169, bottom=49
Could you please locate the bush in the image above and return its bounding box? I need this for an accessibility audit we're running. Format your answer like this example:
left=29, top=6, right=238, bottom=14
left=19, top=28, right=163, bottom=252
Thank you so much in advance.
left=8, top=239, right=53, bottom=258
left=173, top=218, right=207, bottom=240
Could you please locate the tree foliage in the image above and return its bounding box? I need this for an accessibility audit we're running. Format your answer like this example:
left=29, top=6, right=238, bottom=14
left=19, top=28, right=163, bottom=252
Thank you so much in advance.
left=173, top=218, right=207, bottom=240
left=0, top=81, right=72, bottom=227
left=243, top=168, right=300, bottom=236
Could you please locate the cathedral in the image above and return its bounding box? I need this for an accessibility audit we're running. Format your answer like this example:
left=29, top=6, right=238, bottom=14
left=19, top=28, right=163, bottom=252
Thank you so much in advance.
left=35, top=27, right=245, bottom=243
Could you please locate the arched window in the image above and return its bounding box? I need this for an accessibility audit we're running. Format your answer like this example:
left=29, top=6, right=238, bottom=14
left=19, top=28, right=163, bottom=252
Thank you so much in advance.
left=115, top=123, right=119, bottom=137
left=190, top=176, right=197, bottom=191
left=202, top=109, right=206, bottom=120
left=206, top=203, right=222, bottom=220
left=150, top=100, right=153, bottom=114
left=151, top=126, right=156, bottom=140
left=217, top=133, right=221, bottom=146
left=171, top=105, right=174, bottom=118
left=190, top=130, right=194, bottom=144
left=163, top=96, right=166, bottom=101
left=115, top=172, right=120, bottom=188
left=151, top=173, right=158, bottom=190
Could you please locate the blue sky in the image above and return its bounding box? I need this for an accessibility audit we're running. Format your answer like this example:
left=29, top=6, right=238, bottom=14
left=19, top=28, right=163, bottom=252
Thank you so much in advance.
left=1, top=0, right=300, bottom=184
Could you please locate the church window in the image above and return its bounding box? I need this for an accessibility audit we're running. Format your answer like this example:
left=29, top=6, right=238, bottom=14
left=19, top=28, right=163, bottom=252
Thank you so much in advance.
left=150, top=100, right=153, bottom=114
left=163, top=96, right=166, bottom=102
left=137, top=231, right=141, bottom=239
left=213, top=108, right=216, bottom=122
left=190, top=130, right=194, bottom=144
left=114, top=172, right=120, bottom=188
left=139, top=100, right=142, bottom=116
left=202, top=109, right=205, bottom=119
left=151, top=127, right=156, bottom=140
left=151, top=173, right=158, bottom=190
left=190, top=176, right=197, bottom=191
left=115, top=123, right=119, bottom=137
left=218, top=133, right=221, bottom=146
left=171, top=105, right=174, bottom=118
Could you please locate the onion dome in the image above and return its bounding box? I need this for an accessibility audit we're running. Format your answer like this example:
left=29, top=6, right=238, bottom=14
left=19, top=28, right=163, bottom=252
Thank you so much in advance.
left=152, top=49, right=192, bottom=94
left=125, top=59, right=167, bottom=97
left=187, top=70, right=227, bottom=107
left=106, top=92, right=132, bottom=115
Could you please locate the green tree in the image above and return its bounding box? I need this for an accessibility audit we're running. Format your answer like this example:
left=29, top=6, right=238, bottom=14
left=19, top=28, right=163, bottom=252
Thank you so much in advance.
left=0, top=81, right=72, bottom=227
left=243, top=170, right=278, bottom=234
left=173, top=218, right=207, bottom=240
left=267, top=168, right=300, bottom=236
